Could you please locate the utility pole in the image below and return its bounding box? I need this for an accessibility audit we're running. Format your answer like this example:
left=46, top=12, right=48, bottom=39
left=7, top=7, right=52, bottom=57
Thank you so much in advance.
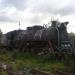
left=19, top=21, right=21, bottom=30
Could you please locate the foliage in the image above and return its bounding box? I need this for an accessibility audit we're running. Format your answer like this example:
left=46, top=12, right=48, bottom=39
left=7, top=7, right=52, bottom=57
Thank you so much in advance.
left=0, top=50, right=65, bottom=74
left=68, top=32, right=75, bottom=37
left=0, top=49, right=74, bottom=74
left=0, top=29, right=2, bottom=37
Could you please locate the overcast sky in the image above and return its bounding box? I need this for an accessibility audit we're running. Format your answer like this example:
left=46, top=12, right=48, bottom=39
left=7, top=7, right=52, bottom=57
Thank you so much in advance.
left=0, top=0, right=75, bottom=33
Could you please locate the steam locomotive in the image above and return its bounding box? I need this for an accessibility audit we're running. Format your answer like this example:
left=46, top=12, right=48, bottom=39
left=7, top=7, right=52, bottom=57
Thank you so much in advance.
left=0, top=21, right=71, bottom=53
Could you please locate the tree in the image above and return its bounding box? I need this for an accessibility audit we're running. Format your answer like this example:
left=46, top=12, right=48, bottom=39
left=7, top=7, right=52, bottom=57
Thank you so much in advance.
left=68, top=32, right=75, bottom=37
left=0, top=29, right=2, bottom=38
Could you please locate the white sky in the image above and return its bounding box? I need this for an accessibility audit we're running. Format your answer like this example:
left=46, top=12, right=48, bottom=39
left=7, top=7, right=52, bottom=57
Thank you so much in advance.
left=0, top=0, right=75, bottom=33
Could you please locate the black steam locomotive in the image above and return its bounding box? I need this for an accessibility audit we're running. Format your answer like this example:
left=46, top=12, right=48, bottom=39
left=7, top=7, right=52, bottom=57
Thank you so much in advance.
left=0, top=21, right=71, bottom=53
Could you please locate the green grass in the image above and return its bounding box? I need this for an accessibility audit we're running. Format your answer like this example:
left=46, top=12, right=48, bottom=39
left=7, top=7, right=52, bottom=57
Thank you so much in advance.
left=0, top=49, right=74, bottom=74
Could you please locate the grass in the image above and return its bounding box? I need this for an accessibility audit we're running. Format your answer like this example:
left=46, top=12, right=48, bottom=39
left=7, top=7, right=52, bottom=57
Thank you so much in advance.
left=0, top=49, right=74, bottom=74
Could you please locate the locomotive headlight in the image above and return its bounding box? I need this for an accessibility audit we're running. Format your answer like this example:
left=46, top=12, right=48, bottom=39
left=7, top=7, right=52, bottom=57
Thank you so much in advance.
left=61, top=44, right=65, bottom=47
left=61, top=44, right=70, bottom=48
left=67, top=44, right=71, bottom=47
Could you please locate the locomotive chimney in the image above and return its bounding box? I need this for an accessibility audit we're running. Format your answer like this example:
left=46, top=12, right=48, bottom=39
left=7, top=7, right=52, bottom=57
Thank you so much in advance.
left=51, top=21, right=57, bottom=27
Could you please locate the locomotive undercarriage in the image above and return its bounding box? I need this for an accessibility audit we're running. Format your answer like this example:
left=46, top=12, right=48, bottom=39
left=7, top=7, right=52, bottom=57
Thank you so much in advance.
left=15, top=41, right=57, bottom=54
